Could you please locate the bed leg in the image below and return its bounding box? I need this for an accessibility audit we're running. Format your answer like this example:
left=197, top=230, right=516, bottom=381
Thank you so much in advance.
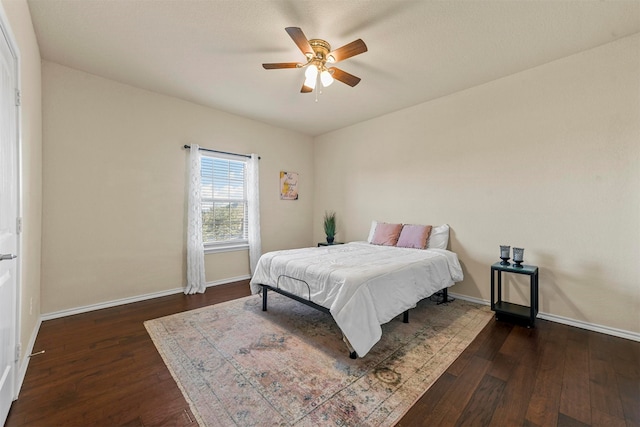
left=403, top=310, right=409, bottom=323
left=343, top=335, right=357, bottom=359
left=439, top=288, right=450, bottom=304
left=262, top=287, right=268, bottom=311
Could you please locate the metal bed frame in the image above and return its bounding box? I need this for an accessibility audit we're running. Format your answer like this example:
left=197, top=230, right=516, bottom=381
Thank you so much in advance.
left=259, top=274, right=450, bottom=359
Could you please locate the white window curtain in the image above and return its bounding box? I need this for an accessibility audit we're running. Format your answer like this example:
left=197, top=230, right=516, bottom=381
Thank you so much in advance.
left=247, top=154, right=262, bottom=274
left=185, top=144, right=207, bottom=294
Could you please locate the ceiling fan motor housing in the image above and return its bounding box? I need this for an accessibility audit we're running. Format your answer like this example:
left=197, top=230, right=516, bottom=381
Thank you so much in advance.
left=308, top=39, right=333, bottom=63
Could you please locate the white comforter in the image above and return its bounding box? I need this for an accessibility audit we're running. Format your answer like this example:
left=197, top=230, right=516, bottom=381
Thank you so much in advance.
left=249, top=241, right=463, bottom=357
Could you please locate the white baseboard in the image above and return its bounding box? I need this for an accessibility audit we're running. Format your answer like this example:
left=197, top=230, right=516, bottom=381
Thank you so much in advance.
left=448, top=292, right=489, bottom=307
left=41, top=275, right=251, bottom=321
left=536, top=312, right=640, bottom=342
left=15, top=316, right=42, bottom=399
left=449, top=292, right=640, bottom=342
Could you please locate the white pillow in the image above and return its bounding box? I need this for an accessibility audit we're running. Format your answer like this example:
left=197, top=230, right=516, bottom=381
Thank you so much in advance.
left=427, top=224, right=450, bottom=249
left=367, top=220, right=378, bottom=243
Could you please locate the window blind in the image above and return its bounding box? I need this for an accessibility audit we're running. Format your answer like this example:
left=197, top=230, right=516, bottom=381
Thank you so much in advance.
left=200, top=154, right=248, bottom=246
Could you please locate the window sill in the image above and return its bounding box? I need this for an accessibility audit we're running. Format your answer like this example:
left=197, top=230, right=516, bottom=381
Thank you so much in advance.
left=204, top=243, right=249, bottom=255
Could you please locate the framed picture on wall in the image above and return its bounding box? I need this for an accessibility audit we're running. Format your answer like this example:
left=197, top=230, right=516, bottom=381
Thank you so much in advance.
left=280, top=171, right=299, bottom=200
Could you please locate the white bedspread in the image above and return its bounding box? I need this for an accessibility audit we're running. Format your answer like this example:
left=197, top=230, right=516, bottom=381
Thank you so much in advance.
left=249, top=241, right=463, bottom=357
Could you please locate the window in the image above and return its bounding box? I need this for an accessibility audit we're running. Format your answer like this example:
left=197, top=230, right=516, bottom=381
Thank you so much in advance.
left=200, top=153, right=248, bottom=252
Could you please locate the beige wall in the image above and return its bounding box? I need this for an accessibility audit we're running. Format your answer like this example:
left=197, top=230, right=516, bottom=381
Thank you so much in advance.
left=41, top=62, right=313, bottom=314
left=314, top=34, right=640, bottom=335
left=13, top=3, right=640, bottom=338
left=1, top=0, right=43, bottom=366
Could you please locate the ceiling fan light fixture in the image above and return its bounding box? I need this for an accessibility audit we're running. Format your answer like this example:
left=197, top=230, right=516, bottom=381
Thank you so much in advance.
left=304, top=65, right=317, bottom=79
left=304, top=65, right=318, bottom=89
left=304, top=76, right=317, bottom=90
left=320, top=69, right=334, bottom=87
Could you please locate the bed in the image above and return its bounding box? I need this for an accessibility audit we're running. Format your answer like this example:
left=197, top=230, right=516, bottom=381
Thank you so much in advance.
left=249, top=225, right=463, bottom=358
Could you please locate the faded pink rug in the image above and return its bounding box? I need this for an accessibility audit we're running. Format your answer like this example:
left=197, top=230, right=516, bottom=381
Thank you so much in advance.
left=144, top=293, right=491, bottom=426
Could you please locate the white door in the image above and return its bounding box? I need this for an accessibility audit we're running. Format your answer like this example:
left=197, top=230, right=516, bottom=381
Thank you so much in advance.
left=0, top=10, right=18, bottom=426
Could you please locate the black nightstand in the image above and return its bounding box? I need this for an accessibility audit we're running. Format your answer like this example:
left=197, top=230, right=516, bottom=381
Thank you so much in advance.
left=317, top=242, right=344, bottom=247
left=491, top=262, right=539, bottom=327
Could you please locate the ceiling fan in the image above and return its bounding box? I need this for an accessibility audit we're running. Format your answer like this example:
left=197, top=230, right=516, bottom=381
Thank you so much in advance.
left=262, top=27, right=368, bottom=94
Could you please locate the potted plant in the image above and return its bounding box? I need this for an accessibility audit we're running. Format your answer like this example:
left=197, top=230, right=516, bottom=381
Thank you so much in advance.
left=323, top=211, right=337, bottom=244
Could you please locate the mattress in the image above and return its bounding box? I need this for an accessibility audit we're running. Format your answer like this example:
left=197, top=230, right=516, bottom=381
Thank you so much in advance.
left=250, top=241, right=464, bottom=356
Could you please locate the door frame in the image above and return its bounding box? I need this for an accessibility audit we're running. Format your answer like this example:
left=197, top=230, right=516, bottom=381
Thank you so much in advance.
left=0, top=1, right=22, bottom=404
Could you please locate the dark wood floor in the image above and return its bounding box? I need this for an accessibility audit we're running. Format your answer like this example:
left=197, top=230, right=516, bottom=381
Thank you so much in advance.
left=6, top=280, right=639, bottom=427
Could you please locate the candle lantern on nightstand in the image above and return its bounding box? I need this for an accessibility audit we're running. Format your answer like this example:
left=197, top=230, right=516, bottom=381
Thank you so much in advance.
left=512, top=247, right=524, bottom=267
left=499, top=245, right=510, bottom=265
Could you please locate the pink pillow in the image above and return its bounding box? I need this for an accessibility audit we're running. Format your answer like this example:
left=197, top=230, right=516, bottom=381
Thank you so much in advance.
left=371, top=223, right=403, bottom=246
left=396, top=224, right=432, bottom=249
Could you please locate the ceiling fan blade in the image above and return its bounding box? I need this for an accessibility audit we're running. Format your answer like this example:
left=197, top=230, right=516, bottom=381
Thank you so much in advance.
left=329, top=67, right=361, bottom=87
left=328, top=39, right=367, bottom=63
left=301, top=83, right=313, bottom=93
left=285, top=27, right=313, bottom=57
left=262, top=62, right=300, bottom=70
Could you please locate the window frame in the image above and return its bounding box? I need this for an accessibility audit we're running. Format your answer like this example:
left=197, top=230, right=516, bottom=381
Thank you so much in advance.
left=199, top=151, right=249, bottom=254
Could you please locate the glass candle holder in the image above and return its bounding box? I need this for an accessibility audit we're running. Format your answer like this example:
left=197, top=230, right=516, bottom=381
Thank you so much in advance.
left=500, top=245, right=510, bottom=265
left=512, top=247, right=524, bottom=267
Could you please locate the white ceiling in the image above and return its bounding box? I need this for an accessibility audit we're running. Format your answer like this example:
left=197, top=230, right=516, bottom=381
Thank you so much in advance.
left=27, top=0, right=640, bottom=137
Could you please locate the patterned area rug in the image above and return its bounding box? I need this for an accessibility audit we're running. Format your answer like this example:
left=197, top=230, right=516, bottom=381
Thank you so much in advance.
left=144, top=292, right=492, bottom=426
